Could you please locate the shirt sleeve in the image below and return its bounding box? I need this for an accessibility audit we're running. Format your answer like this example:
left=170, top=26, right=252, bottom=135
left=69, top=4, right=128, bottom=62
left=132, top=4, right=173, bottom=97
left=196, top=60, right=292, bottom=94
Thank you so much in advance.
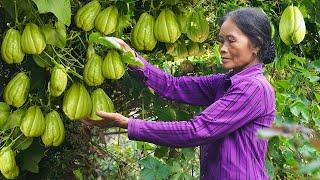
left=127, top=80, right=265, bottom=148
left=128, top=53, right=226, bottom=106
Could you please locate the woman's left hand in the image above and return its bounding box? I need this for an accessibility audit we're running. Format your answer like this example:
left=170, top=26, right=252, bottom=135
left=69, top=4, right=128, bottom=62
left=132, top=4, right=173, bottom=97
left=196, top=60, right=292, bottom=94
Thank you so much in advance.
left=82, top=111, right=129, bottom=129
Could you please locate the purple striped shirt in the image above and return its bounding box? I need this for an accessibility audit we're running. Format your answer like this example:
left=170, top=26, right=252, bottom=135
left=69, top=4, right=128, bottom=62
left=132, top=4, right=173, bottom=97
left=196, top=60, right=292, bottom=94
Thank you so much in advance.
left=128, top=54, right=275, bottom=180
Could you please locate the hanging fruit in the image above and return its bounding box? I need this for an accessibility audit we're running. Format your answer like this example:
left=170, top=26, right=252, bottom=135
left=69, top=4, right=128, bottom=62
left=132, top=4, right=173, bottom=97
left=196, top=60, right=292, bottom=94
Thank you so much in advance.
left=186, top=11, right=209, bottom=43
left=21, top=23, right=46, bottom=54
left=131, top=12, right=157, bottom=51
left=74, top=0, right=101, bottom=31
left=20, top=105, right=46, bottom=137
left=95, top=6, right=119, bottom=35
left=63, top=83, right=92, bottom=120
left=0, top=147, right=19, bottom=179
left=1, top=28, right=25, bottom=64
left=41, top=111, right=65, bottom=147
left=279, top=5, right=306, bottom=45
left=187, top=41, right=200, bottom=56
left=83, top=48, right=104, bottom=86
left=3, top=72, right=30, bottom=108
left=102, top=50, right=126, bottom=80
left=166, top=40, right=189, bottom=58
left=49, top=64, right=68, bottom=97
left=90, top=88, right=115, bottom=120
left=177, top=12, right=189, bottom=34
left=154, top=9, right=181, bottom=43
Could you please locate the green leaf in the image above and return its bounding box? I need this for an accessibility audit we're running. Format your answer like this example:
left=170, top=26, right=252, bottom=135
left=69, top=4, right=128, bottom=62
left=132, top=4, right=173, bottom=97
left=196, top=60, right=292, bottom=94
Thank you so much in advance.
left=155, top=106, right=177, bottom=120
left=154, top=146, right=169, bottom=158
left=275, top=80, right=291, bottom=90
left=170, top=162, right=182, bottom=173
left=139, top=156, right=171, bottom=180
left=115, top=14, right=132, bottom=36
left=122, top=51, right=144, bottom=68
left=309, top=76, right=320, bottom=83
left=181, top=148, right=195, bottom=159
left=282, top=53, right=306, bottom=65
left=266, top=159, right=275, bottom=179
left=73, top=169, right=84, bottom=180
left=314, top=93, right=320, bottom=103
left=283, top=150, right=298, bottom=166
left=313, top=59, right=320, bottom=72
left=175, top=110, right=192, bottom=120
left=300, top=158, right=320, bottom=173
left=290, top=101, right=310, bottom=121
left=41, top=21, right=66, bottom=48
left=13, top=136, right=33, bottom=150
left=1, top=109, right=26, bottom=131
left=18, top=140, right=46, bottom=173
left=136, top=142, right=155, bottom=151
left=32, top=0, right=71, bottom=26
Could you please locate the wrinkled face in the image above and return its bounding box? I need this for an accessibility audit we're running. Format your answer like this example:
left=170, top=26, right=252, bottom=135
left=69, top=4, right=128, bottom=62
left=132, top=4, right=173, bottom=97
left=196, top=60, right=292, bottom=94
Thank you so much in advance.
left=218, top=18, right=260, bottom=72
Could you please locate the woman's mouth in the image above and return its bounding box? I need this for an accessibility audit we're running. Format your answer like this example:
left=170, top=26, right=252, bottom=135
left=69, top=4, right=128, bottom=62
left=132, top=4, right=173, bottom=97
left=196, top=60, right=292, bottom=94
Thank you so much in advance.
left=222, top=58, right=230, bottom=63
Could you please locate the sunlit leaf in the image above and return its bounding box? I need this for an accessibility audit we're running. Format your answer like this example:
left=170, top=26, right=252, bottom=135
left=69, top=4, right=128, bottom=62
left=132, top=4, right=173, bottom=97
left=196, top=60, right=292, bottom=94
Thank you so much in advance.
left=32, top=0, right=71, bottom=26
left=290, top=101, right=310, bottom=121
left=1, top=109, right=26, bottom=131
left=41, top=21, right=66, bottom=48
left=300, top=158, right=320, bottom=173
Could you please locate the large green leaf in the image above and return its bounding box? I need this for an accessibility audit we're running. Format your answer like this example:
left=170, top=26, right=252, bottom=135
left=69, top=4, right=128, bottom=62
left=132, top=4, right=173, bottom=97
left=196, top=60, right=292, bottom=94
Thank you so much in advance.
left=41, top=21, right=66, bottom=48
left=155, top=106, right=177, bottom=120
left=1, top=109, right=26, bottom=131
left=139, top=156, right=171, bottom=180
left=290, top=101, right=310, bottom=121
left=13, top=135, right=33, bottom=150
left=32, top=0, right=71, bottom=26
left=17, top=140, right=46, bottom=173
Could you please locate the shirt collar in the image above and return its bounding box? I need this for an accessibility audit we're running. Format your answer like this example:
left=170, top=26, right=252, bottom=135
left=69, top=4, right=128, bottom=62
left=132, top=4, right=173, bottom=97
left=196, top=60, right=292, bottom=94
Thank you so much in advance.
left=224, top=63, right=264, bottom=87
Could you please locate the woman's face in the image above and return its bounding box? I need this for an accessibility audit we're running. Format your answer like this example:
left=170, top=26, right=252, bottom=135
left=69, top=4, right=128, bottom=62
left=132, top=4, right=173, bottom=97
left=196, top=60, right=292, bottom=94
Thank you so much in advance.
left=218, top=18, right=260, bottom=72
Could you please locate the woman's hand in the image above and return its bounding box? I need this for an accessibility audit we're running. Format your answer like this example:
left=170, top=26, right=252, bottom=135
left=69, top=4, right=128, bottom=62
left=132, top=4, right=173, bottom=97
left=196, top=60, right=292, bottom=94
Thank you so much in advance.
left=108, top=37, right=135, bottom=56
left=107, top=37, right=144, bottom=68
left=82, top=111, right=129, bottom=129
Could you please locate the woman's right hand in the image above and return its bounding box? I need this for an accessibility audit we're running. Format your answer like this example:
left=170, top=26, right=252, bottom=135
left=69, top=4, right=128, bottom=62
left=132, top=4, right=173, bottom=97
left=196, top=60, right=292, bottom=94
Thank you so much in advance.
left=108, top=37, right=135, bottom=56
left=108, top=37, right=144, bottom=68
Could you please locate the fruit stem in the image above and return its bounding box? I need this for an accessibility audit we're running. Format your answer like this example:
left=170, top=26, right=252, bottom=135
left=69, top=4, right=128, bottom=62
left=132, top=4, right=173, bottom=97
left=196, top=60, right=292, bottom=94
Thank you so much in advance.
left=14, top=0, right=19, bottom=26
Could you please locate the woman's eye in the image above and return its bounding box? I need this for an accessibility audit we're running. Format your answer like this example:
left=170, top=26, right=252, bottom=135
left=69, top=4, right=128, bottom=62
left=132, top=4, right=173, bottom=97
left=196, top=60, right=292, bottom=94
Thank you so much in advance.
left=228, top=36, right=236, bottom=42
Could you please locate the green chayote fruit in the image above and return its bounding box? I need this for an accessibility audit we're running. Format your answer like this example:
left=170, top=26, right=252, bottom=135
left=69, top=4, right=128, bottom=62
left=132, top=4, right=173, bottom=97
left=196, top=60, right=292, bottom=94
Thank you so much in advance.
left=63, top=83, right=92, bottom=120
left=279, top=5, right=306, bottom=45
left=20, top=105, right=46, bottom=137
left=41, top=111, right=65, bottom=147
left=3, top=72, right=30, bottom=108
left=1, top=28, right=25, bottom=64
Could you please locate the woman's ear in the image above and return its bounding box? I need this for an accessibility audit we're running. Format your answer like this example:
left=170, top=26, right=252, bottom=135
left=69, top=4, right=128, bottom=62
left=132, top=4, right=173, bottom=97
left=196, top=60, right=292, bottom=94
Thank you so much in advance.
left=252, top=46, right=260, bottom=56
left=250, top=37, right=262, bottom=57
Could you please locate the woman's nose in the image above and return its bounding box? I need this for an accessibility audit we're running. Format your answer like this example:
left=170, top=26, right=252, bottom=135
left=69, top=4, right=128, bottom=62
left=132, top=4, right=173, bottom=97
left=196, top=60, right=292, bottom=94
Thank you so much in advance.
left=220, top=43, right=228, bottom=55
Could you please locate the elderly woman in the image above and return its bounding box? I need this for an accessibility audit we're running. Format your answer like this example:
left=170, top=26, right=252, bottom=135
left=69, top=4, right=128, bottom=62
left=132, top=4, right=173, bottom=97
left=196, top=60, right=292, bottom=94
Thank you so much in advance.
left=83, top=7, right=276, bottom=180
